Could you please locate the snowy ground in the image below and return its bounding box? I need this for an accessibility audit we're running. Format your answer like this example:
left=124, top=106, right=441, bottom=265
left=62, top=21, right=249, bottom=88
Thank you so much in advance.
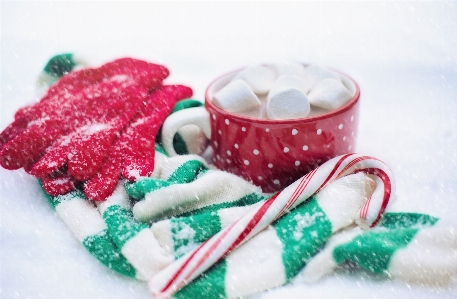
left=1, top=1, right=457, bottom=299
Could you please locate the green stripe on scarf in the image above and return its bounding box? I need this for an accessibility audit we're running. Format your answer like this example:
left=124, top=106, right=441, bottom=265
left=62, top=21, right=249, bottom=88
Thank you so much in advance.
left=126, top=179, right=173, bottom=200
left=178, top=192, right=266, bottom=218
left=275, top=197, right=332, bottom=280
left=379, top=212, right=438, bottom=229
left=125, top=159, right=208, bottom=200
left=333, top=212, right=439, bottom=274
left=43, top=53, right=77, bottom=77
left=170, top=212, right=222, bottom=259
left=82, top=229, right=137, bottom=278
left=103, top=205, right=148, bottom=248
left=174, top=260, right=227, bottom=299
left=333, top=228, right=417, bottom=274
left=167, top=159, right=208, bottom=184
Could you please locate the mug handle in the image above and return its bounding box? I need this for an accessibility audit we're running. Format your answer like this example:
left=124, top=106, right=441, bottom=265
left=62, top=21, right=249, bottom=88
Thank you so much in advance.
left=161, top=106, right=211, bottom=156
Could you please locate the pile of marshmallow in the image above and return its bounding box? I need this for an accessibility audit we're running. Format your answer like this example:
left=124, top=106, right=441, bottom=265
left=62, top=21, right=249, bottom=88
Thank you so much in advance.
left=212, top=62, right=355, bottom=120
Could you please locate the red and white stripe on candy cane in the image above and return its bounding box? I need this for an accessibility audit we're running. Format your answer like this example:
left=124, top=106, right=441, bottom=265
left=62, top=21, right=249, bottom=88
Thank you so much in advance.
left=149, top=153, right=396, bottom=299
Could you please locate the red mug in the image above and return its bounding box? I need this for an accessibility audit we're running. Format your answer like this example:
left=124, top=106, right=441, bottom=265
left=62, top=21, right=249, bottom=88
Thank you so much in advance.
left=162, top=65, right=360, bottom=193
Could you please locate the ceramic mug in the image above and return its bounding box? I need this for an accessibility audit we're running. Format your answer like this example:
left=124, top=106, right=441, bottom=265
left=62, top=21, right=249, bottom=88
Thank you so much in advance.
left=162, top=65, right=360, bottom=193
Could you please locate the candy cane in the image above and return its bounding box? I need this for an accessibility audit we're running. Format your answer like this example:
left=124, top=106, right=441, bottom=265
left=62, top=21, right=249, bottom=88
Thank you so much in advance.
left=148, top=153, right=396, bottom=298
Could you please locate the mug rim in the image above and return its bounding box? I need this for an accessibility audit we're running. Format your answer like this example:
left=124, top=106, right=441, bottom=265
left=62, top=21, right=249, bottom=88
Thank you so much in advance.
left=204, top=64, right=360, bottom=124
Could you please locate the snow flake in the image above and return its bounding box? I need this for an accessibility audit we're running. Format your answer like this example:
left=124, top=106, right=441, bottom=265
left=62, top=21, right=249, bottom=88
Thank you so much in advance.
left=292, top=211, right=324, bottom=240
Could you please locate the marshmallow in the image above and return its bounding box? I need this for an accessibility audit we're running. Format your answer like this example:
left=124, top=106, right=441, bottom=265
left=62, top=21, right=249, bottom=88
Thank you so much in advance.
left=266, top=88, right=311, bottom=120
left=307, top=78, right=353, bottom=110
left=339, top=74, right=357, bottom=96
left=267, top=75, right=309, bottom=100
left=212, top=79, right=261, bottom=113
left=232, top=65, right=277, bottom=95
left=301, top=65, right=341, bottom=93
left=271, top=61, right=306, bottom=77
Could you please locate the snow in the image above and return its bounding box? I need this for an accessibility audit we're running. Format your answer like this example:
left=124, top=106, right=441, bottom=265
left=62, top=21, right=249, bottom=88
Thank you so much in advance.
left=1, top=1, right=457, bottom=299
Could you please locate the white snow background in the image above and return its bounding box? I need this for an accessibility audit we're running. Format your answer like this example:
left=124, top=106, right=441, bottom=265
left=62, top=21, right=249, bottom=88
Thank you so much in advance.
left=1, top=1, right=457, bottom=298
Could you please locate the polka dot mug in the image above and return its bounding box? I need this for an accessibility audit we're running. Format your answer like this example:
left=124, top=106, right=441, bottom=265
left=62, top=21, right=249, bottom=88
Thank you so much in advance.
left=162, top=65, right=360, bottom=193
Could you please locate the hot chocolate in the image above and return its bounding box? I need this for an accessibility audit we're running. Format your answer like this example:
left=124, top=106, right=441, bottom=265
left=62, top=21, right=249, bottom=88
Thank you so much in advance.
left=211, top=63, right=356, bottom=120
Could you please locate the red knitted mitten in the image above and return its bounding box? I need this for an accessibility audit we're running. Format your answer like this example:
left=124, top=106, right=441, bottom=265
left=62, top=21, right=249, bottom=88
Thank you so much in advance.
left=0, top=58, right=192, bottom=200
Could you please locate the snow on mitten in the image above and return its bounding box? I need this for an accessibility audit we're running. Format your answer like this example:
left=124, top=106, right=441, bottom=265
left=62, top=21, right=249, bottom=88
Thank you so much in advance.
left=83, top=84, right=192, bottom=201
left=1, top=57, right=167, bottom=170
left=40, top=183, right=138, bottom=278
left=302, top=212, right=457, bottom=285
left=1, top=54, right=194, bottom=201
left=126, top=154, right=265, bottom=223
left=169, top=172, right=376, bottom=299
left=96, top=183, right=174, bottom=280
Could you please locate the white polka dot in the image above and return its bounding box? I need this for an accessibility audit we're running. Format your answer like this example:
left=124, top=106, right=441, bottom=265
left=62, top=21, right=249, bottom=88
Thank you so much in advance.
left=265, top=128, right=270, bottom=132
left=234, top=144, right=239, bottom=149
left=338, top=124, right=343, bottom=129
left=225, top=119, right=230, bottom=125
left=317, top=129, right=322, bottom=135
left=214, top=141, right=218, bottom=148
left=218, top=130, right=222, bottom=135
left=343, top=136, right=347, bottom=141
left=273, top=179, right=280, bottom=185
left=302, top=145, right=308, bottom=151
left=348, top=145, right=352, bottom=150
left=268, top=163, right=273, bottom=168
left=292, top=129, right=298, bottom=135
left=242, top=127, right=246, bottom=132
left=295, top=161, right=300, bottom=166
left=212, top=114, right=216, bottom=120
left=227, top=150, right=232, bottom=156
left=244, top=160, right=250, bottom=165
left=212, top=157, right=216, bottom=162
left=283, top=147, right=289, bottom=153
left=351, top=115, right=354, bottom=122
left=216, top=154, right=221, bottom=160
left=326, top=144, right=330, bottom=148
left=258, top=176, right=263, bottom=180
left=253, top=149, right=260, bottom=155
left=227, top=159, right=232, bottom=163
